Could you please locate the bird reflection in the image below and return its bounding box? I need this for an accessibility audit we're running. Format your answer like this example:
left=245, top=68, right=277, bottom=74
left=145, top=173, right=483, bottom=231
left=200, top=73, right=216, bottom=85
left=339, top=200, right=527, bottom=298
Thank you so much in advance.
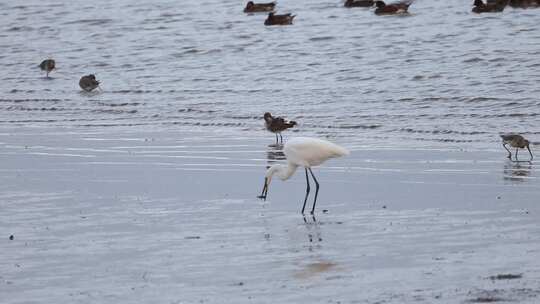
left=503, top=161, right=532, bottom=182
left=266, top=144, right=286, bottom=169
left=303, top=215, right=322, bottom=251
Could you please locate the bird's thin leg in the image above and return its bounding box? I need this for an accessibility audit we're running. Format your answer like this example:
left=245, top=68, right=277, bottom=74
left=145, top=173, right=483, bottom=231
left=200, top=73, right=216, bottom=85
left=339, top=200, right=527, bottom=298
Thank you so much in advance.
left=527, top=145, right=534, bottom=161
left=275, top=133, right=279, bottom=145
left=308, top=168, right=320, bottom=215
left=258, top=178, right=268, bottom=200
left=301, top=168, right=311, bottom=214
left=279, top=133, right=283, bottom=144
left=503, top=143, right=511, bottom=159
left=515, top=148, right=519, bottom=161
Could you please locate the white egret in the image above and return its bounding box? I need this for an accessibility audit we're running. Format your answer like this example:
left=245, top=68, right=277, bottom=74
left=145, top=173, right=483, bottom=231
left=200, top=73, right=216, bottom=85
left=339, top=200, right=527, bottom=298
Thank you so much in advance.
left=258, top=137, right=349, bottom=214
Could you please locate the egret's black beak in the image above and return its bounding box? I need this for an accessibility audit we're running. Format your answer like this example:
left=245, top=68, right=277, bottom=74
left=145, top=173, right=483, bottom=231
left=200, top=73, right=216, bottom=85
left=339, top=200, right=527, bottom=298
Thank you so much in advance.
left=527, top=145, right=534, bottom=161
left=257, top=177, right=268, bottom=200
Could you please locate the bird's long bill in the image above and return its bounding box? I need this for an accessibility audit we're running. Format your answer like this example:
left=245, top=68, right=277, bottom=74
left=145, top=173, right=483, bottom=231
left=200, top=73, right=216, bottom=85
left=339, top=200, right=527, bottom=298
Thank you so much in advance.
left=527, top=145, right=534, bottom=161
left=257, top=177, right=268, bottom=200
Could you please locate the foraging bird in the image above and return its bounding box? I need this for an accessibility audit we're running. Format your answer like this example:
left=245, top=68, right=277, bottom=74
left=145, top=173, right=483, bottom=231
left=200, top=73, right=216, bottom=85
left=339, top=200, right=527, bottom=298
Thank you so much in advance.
left=472, top=0, right=507, bottom=13
left=264, top=112, right=297, bottom=144
left=39, top=59, right=55, bottom=77
left=264, top=12, right=296, bottom=25
left=244, top=1, right=276, bottom=13
left=258, top=137, right=349, bottom=214
left=500, top=134, right=533, bottom=161
left=344, top=0, right=375, bottom=7
left=374, top=0, right=413, bottom=15
left=79, top=74, right=100, bottom=92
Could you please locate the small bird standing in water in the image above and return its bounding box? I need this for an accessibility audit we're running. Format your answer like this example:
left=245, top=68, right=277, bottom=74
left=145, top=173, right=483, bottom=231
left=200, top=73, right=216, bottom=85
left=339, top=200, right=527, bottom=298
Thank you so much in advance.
left=264, top=112, right=297, bottom=144
left=79, top=74, right=100, bottom=92
left=500, top=134, right=533, bottom=161
left=39, top=59, right=55, bottom=77
left=264, top=12, right=296, bottom=25
left=258, top=137, right=349, bottom=214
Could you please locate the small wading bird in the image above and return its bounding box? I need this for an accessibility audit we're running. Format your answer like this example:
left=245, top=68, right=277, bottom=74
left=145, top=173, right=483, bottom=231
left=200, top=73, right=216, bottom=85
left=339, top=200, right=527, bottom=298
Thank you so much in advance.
left=264, top=12, right=296, bottom=25
left=244, top=1, right=276, bottom=13
left=344, top=0, right=375, bottom=7
left=501, top=134, right=533, bottom=161
left=264, top=112, right=297, bottom=144
left=39, top=59, right=55, bottom=77
left=374, top=0, right=413, bottom=15
left=258, top=137, right=349, bottom=214
left=472, top=0, right=507, bottom=13
left=79, top=74, right=100, bottom=92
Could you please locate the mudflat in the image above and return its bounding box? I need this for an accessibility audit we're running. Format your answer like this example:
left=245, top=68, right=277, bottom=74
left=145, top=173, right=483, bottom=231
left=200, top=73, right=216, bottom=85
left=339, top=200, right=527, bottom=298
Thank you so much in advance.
left=1, top=128, right=539, bottom=303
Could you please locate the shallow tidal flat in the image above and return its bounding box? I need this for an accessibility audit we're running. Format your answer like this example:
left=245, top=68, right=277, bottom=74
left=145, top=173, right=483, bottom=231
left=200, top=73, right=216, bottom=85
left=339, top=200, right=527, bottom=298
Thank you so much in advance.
left=1, top=128, right=539, bottom=303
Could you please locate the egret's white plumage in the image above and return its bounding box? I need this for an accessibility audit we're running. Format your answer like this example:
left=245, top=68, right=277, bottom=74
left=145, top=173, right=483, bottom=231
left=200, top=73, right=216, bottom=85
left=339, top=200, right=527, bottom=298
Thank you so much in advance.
left=258, top=137, right=349, bottom=214
left=284, top=137, right=349, bottom=167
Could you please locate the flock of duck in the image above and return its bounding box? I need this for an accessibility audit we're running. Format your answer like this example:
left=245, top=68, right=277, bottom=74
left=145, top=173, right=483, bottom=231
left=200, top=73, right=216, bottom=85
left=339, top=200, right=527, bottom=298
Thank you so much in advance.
left=35, top=1, right=536, bottom=214
left=243, top=0, right=540, bottom=24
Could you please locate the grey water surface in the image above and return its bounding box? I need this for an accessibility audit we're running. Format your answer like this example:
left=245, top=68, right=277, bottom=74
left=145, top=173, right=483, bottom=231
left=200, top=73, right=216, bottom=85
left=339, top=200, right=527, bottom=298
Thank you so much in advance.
left=1, top=0, right=539, bottom=145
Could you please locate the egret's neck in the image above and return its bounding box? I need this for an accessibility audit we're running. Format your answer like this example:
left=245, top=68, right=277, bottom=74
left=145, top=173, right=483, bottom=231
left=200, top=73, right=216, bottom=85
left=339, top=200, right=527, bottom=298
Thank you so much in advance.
left=267, top=163, right=298, bottom=181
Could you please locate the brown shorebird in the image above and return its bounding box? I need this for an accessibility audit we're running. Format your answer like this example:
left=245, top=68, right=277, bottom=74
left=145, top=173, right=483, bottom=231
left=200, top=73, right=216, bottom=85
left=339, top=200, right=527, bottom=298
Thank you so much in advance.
left=501, top=134, right=533, bottom=161
left=244, top=1, right=276, bottom=13
left=472, top=0, right=507, bottom=13
left=345, top=0, right=375, bottom=7
left=39, top=59, right=55, bottom=77
left=264, top=112, right=297, bottom=144
left=79, top=74, right=100, bottom=92
left=374, top=0, right=413, bottom=15
left=264, top=12, right=295, bottom=25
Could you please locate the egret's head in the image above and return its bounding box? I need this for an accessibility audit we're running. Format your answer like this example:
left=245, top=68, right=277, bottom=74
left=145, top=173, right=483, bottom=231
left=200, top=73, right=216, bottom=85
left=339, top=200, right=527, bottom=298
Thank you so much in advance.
left=375, top=1, right=386, bottom=8
left=473, top=0, right=483, bottom=6
left=246, top=1, right=254, bottom=8
left=257, top=165, right=280, bottom=200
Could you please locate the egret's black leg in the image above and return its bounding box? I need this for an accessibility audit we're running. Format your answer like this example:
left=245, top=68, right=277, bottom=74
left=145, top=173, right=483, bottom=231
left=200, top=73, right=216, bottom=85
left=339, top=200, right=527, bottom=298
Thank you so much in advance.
left=301, top=168, right=311, bottom=214
left=258, top=178, right=268, bottom=200
left=527, top=145, right=534, bottom=161
left=308, top=168, right=320, bottom=215
left=503, top=143, right=511, bottom=159
left=275, top=133, right=279, bottom=145
left=515, top=148, right=519, bottom=161
left=279, top=133, right=283, bottom=144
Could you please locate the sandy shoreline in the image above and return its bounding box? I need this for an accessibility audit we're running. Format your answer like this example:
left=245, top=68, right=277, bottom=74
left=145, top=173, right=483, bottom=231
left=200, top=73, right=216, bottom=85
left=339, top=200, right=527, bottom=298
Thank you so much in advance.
left=1, top=127, right=539, bottom=303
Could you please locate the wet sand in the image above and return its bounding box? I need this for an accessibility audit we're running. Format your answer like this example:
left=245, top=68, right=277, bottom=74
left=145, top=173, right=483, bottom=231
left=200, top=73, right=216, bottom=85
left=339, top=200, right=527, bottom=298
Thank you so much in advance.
left=1, top=128, right=540, bottom=303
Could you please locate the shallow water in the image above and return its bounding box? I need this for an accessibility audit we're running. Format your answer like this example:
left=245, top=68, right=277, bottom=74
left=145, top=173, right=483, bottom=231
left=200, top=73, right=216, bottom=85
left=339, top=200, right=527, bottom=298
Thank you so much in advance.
left=2, top=0, right=540, bottom=303
left=1, top=0, right=540, bottom=147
